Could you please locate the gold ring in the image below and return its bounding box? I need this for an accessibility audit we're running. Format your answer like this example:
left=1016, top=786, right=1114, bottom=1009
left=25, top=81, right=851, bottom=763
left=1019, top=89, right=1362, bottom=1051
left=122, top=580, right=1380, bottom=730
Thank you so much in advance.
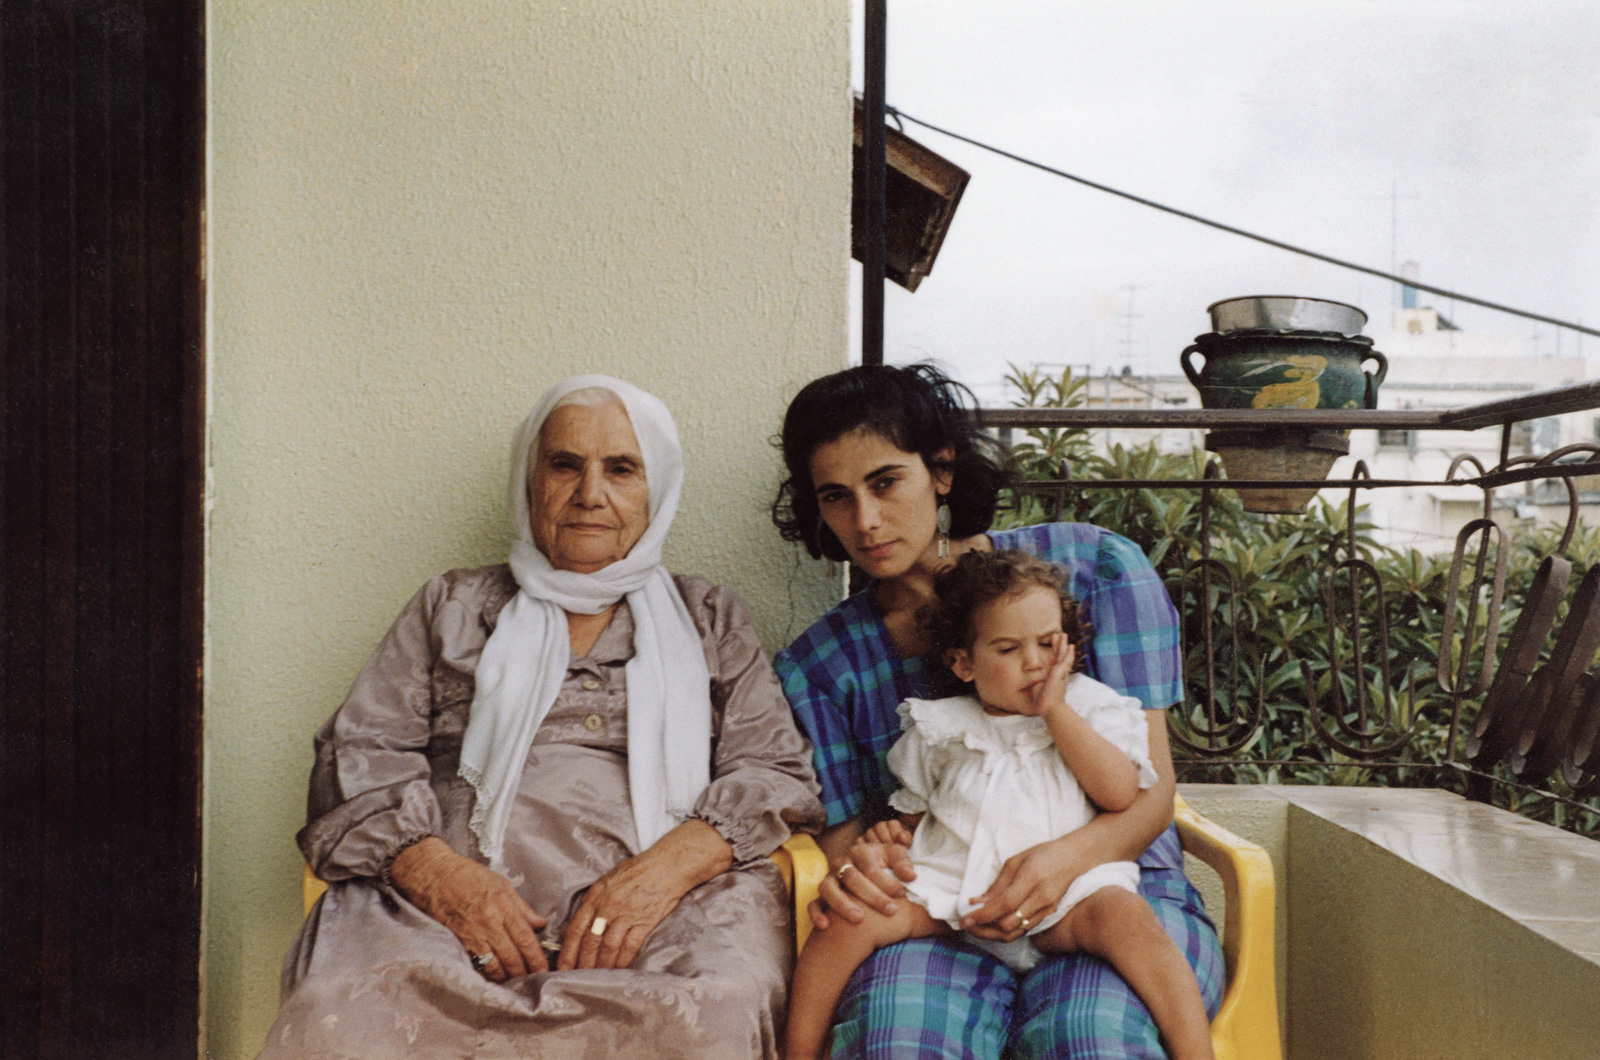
left=590, top=917, right=608, bottom=937
left=836, top=863, right=857, bottom=880
left=1017, top=915, right=1032, bottom=930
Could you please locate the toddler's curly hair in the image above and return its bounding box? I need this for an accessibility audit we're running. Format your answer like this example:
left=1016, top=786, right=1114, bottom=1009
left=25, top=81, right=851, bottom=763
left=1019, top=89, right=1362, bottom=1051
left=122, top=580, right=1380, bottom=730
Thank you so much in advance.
left=923, top=549, right=1092, bottom=680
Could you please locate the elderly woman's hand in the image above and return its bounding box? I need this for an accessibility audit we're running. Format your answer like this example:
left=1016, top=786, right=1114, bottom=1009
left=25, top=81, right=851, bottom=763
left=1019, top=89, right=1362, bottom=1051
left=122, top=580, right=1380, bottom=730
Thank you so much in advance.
left=389, top=836, right=549, bottom=982
left=558, top=819, right=733, bottom=971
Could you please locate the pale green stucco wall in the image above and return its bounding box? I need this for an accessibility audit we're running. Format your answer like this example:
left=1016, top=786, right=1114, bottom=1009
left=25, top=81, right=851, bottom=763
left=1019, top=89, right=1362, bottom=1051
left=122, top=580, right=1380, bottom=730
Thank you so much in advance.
left=204, top=2, right=850, bottom=1053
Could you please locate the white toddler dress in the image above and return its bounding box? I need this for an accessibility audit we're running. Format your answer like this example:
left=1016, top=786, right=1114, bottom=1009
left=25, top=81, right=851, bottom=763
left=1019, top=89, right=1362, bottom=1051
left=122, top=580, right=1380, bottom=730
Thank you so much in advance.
left=886, top=674, right=1159, bottom=972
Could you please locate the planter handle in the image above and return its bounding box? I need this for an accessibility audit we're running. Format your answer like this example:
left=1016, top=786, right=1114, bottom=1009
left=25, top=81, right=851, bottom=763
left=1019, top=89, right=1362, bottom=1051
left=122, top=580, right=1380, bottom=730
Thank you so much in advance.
left=1362, top=348, right=1388, bottom=409
left=1180, top=344, right=1205, bottom=390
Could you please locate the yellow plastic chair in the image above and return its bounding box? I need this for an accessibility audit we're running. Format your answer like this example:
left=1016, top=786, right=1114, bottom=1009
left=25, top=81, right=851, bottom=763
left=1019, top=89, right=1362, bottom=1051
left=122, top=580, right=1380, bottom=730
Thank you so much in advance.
left=774, top=806, right=1281, bottom=1059
left=1173, top=794, right=1282, bottom=1060
left=304, top=808, right=1276, bottom=1058
left=768, top=832, right=830, bottom=951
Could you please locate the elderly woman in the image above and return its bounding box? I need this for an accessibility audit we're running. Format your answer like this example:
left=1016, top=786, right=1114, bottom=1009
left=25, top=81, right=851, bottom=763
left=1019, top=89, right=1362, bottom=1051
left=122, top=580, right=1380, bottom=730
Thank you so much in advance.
left=259, top=376, right=823, bottom=1059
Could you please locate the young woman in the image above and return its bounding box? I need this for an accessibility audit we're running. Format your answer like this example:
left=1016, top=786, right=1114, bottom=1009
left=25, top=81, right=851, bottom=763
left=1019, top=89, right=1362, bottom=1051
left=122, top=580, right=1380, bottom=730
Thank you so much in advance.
left=772, top=365, right=1223, bottom=1060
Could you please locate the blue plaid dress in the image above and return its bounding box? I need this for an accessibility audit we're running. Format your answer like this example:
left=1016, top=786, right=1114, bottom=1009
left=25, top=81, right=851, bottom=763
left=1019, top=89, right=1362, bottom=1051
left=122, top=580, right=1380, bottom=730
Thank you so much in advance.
left=775, top=522, right=1224, bottom=1059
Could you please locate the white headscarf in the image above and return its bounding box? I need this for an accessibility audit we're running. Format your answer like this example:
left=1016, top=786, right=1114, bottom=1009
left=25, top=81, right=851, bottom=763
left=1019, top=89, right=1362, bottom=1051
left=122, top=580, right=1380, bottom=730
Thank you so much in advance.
left=459, top=375, right=712, bottom=870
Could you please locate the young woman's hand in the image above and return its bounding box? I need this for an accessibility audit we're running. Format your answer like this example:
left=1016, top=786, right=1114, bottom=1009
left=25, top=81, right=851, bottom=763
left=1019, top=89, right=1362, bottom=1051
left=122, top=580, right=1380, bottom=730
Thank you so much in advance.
left=808, top=838, right=918, bottom=931
left=959, top=836, right=1085, bottom=942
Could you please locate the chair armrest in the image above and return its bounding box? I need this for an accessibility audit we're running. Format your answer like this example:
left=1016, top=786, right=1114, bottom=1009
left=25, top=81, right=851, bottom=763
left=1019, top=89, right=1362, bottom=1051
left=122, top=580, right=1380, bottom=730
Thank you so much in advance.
left=1173, top=794, right=1281, bottom=1060
left=304, top=863, right=328, bottom=917
left=770, top=832, right=827, bottom=950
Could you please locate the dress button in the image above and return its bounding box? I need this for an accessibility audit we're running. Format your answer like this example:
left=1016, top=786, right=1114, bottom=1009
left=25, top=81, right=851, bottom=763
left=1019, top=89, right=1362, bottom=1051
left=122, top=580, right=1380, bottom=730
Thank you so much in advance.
left=584, top=714, right=604, bottom=732
left=580, top=677, right=601, bottom=691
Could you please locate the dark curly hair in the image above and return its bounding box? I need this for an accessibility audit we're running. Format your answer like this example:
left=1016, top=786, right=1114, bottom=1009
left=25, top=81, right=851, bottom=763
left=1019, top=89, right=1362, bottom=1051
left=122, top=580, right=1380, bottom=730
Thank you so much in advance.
left=772, top=364, right=1008, bottom=562
left=922, top=550, right=1092, bottom=684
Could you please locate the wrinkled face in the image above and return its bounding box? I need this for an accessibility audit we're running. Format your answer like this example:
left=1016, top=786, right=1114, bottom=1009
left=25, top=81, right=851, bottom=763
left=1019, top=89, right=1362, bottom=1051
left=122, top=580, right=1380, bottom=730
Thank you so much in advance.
left=948, top=585, right=1063, bottom=716
left=527, top=401, right=650, bottom=574
left=807, top=428, right=952, bottom=581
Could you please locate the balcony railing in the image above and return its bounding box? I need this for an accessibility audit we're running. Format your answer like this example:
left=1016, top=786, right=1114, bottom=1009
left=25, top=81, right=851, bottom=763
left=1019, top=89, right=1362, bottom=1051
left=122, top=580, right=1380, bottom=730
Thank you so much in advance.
left=980, top=378, right=1600, bottom=837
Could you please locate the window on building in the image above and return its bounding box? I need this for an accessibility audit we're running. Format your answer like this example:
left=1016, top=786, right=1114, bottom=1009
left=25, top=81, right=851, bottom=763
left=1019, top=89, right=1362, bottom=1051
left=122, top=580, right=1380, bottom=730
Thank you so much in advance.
left=1505, top=418, right=1560, bottom=458
left=1377, top=428, right=1415, bottom=449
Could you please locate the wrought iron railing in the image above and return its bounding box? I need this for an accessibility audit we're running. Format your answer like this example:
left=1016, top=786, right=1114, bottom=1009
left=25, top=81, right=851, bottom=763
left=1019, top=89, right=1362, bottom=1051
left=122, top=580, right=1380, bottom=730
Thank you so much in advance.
left=980, top=379, right=1600, bottom=834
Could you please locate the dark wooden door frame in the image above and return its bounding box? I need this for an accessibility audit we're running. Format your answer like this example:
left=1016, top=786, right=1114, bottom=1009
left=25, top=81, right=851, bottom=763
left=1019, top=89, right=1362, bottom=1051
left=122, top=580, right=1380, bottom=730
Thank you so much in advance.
left=2, top=2, right=205, bottom=1057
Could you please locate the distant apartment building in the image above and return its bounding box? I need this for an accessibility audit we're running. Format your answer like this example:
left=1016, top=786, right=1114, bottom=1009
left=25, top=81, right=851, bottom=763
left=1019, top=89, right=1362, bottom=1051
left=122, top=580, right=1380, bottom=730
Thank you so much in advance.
left=1354, top=304, right=1596, bottom=551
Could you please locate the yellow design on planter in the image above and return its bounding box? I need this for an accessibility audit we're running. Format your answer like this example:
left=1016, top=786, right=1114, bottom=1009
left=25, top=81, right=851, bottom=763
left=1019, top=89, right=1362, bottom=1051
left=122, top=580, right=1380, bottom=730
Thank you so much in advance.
left=1246, top=354, right=1327, bottom=410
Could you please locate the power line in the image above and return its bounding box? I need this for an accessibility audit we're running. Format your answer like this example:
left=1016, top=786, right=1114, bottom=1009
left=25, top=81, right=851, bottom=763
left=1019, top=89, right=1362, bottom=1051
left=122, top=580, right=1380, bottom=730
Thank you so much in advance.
left=890, top=106, right=1600, bottom=340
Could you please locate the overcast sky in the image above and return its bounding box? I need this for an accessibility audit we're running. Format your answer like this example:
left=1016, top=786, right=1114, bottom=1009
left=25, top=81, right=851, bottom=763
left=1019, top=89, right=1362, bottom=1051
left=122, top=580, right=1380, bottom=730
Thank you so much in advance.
left=849, top=0, right=1600, bottom=403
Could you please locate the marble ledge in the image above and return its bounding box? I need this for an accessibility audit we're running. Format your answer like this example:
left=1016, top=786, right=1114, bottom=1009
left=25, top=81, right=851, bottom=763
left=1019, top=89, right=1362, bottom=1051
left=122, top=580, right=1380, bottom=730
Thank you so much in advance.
left=1182, top=783, right=1600, bottom=965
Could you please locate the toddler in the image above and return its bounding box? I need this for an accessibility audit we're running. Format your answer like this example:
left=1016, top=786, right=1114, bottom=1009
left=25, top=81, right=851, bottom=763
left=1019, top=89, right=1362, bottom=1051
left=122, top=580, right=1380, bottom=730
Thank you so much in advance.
left=785, top=549, right=1213, bottom=1060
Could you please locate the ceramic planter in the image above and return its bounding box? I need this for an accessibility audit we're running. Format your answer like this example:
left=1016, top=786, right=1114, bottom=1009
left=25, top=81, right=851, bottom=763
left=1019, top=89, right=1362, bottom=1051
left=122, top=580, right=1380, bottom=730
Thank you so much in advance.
left=1181, top=331, right=1387, bottom=413
left=1180, top=314, right=1386, bottom=514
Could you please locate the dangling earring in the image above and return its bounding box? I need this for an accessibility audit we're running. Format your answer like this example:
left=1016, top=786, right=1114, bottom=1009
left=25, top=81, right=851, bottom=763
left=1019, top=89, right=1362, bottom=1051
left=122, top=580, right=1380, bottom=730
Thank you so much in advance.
left=936, top=498, right=952, bottom=559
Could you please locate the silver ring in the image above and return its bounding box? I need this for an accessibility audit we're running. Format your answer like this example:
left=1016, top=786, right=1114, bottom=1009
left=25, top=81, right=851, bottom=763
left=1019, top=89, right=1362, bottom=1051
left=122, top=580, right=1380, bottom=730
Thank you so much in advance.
left=470, top=952, right=494, bottom=971
left=836, top=863, right=857, bottom=880
left=590, top=916, right=609, bottom=937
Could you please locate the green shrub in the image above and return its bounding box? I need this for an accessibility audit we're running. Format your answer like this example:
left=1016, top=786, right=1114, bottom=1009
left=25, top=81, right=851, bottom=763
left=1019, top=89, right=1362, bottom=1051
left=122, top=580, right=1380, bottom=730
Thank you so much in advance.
left=997, top=365, right=1600, bottom=839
